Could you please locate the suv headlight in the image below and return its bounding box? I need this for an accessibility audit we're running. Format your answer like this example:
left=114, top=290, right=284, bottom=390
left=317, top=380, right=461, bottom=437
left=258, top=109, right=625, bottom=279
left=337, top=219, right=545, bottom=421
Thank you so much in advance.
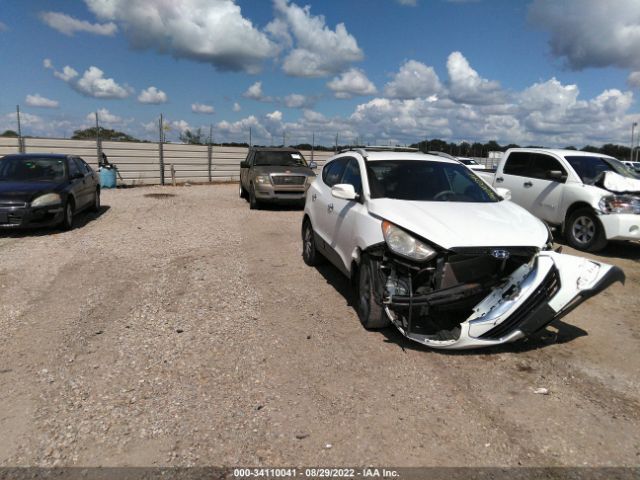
left=599, top=195, right=640, bottom=214
left=382, top=220, right=437, bottom=261
left=255, top=175, right=270, bottom=184
left=31, top=193, right=62, bottom=208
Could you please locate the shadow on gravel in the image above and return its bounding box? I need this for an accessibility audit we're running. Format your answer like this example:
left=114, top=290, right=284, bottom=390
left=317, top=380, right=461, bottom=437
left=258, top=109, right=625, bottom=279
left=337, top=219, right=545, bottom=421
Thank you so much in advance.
left=553, top=237, right=640, bottom=261
left=0, top=205, right=110, bottom=238
left=313, top=258, right=588, bottom=355
left=254, top=203, right=305, bottom=212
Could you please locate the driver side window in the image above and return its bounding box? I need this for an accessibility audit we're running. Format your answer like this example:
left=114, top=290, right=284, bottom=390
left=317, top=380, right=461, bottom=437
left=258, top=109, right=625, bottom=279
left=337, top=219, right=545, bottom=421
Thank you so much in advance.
left=339, top=158, right=362, bottom=196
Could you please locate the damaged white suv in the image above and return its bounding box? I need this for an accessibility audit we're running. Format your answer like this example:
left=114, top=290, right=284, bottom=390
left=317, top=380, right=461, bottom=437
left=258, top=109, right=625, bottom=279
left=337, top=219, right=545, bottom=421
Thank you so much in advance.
left=302, top=147, right=624, bottom=350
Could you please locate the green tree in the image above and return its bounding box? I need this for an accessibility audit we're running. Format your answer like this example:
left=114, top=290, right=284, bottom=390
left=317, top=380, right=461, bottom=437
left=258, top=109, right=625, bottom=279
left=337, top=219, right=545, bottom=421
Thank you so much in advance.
left=0, top=130, right=19, bottom=137
left=179, top=128, right=206, bottom=145
left=72, top=127, right=138, bottom=142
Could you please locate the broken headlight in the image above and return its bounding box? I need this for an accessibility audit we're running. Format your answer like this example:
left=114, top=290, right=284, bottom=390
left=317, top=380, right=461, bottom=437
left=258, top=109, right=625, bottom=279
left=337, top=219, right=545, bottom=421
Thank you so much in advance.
left=382, top=220, right=437, bottom=261
left=599, top=195, right=640, bottom=214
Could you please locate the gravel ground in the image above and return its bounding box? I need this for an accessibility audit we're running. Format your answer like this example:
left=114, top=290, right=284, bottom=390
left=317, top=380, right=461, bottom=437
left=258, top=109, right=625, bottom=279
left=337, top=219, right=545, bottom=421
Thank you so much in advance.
left=0, top=184, right=638, bottom=467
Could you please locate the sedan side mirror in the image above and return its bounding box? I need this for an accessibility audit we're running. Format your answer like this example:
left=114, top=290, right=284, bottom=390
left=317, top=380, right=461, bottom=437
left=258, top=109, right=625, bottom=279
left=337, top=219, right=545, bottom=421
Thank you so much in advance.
left=495, top=187, right=512, bottom=201
left=547, top=170, right=567, bottom=182
left=240, top=161, right=249, bottom=169
left=309, top=161, right=318, bottom=170
left=331, top=183, right=359, bottom=201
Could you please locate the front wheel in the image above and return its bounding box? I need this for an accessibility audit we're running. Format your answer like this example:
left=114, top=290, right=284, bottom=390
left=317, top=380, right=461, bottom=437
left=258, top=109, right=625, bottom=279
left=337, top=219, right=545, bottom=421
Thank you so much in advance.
left=249, top=183, right=260, bottom=210
left=239, top=182, right=247, bottom=199
left=565, top=208, right=607, bottom=252
left=91, top=189, right=101, bottom=212
left=301, top=219, right=322, bottom=266
left=357, top=254, right=391, bottom=330
left=60, top=200, right=74, bottom=231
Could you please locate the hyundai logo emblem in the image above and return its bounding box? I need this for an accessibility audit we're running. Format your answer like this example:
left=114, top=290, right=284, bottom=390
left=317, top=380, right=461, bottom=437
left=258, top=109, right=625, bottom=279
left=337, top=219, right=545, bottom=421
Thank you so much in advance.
left=491, top=249, right=510, bottom=260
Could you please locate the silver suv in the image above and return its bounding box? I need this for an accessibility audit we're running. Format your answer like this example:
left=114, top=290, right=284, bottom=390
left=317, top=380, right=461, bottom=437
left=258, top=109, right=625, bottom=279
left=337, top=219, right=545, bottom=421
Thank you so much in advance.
left=239, top=147, right=317, bottom=209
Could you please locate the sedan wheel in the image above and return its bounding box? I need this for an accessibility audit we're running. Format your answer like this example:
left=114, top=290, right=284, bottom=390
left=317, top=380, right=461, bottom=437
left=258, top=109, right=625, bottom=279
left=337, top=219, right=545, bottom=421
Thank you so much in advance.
left=92, top=189, right=101, bottom=212
left=61, top=201, right=74, bottom=231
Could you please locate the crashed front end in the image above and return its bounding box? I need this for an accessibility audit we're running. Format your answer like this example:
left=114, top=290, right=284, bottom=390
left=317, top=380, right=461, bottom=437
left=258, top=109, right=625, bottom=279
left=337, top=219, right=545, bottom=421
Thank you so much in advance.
left=368, top=235, right=624, bottom=350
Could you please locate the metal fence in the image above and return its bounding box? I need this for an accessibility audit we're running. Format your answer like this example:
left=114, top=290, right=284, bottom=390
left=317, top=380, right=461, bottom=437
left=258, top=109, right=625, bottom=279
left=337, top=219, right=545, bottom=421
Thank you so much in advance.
left=0, top=136, right=335, bottom=185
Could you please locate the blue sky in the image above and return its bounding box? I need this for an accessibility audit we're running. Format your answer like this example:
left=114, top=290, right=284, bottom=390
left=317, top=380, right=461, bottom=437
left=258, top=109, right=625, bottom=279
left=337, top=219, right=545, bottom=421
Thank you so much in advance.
left=1, top=0, right=639, bottom=147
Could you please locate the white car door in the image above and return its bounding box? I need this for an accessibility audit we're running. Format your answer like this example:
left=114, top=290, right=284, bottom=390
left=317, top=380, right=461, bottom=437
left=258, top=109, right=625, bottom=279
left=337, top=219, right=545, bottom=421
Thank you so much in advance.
left=311, top=158, right=348, bottom=247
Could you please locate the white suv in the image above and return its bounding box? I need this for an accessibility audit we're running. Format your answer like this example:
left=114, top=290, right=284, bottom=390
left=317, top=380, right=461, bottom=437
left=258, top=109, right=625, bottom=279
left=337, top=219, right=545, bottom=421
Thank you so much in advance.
left=302, top=147, right=623, bottom=350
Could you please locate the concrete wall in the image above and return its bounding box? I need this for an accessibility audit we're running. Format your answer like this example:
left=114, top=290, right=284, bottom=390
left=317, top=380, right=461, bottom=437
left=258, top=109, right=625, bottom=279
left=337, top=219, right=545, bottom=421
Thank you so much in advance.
left=0, top=137, right=335, bottom=185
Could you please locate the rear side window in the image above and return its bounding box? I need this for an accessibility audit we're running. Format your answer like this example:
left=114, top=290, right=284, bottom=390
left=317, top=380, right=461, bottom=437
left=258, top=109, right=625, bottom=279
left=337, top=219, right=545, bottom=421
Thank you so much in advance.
left=504, top=152, right=566, bottom=181
left=322, top=158, right=348, bottom=187
left=78, top=158, right=93, bottom=173
left=503, top=152, right=530, bottom=176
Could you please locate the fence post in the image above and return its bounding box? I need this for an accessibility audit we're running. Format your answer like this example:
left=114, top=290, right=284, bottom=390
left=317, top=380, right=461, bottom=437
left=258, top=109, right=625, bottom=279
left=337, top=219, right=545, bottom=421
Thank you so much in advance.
left=16, top=105, right=25, bottom=154
left=208, top=125, right=213, bottom=183
left=159, top=114, right=165, bottom=186
left=95, top=111, right=102, bottom=162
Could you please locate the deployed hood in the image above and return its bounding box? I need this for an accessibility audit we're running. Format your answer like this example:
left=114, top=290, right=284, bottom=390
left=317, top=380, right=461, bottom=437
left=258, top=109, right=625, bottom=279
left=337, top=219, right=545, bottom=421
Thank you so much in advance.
left=367, top=198, right=548, bottom=249
left=601, top=171, right=640, bottom=194
left=0, top=181, right=62, bottom=203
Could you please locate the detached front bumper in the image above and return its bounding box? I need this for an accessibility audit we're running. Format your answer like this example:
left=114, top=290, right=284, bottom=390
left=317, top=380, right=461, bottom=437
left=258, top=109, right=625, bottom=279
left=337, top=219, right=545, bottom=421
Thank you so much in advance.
left=0, top=204, right=64, bottom=229
left=386, top=251, right=624, bottom=350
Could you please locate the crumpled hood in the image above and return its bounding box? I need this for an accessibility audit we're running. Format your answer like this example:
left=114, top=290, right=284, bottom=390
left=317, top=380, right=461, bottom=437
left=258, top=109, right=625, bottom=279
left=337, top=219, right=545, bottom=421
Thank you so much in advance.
left=601, top=171, right=640, bottom=194
left=0, top=181, right=62, bottom=203
left=367, top=198, right=548, bottom=249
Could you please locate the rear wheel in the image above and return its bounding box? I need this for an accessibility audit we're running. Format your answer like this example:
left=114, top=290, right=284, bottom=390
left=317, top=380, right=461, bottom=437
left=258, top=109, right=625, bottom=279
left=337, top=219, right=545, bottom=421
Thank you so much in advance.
left=357, top=254, right=391, bottom=330
left=60, top=200, right=74, bottom=231
left=565, top=208, right=607, bottom=252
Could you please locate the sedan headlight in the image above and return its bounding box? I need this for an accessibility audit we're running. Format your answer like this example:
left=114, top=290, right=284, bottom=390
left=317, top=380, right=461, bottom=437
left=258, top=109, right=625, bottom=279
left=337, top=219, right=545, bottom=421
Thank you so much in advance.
left=599, top=195, right=640, bottom=214
left=31, top=193, right=62, bottom=208
left=255, top=175, right=270, bottom=184
left=381, top=220, right=437, bottom=261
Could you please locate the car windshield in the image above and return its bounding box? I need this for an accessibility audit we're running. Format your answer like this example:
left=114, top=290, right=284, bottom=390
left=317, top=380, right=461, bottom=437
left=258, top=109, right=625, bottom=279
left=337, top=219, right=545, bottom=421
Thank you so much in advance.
left=0, top=156, right=66, bottom=182
left=565, top=155, right=640, bottom=184
left=254, top=151, right=307, bottom=167
left=366, top=160, right=500, bottom=202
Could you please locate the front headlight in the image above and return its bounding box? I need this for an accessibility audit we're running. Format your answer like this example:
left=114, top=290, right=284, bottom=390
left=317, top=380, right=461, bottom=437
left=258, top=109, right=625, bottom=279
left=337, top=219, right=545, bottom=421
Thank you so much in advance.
left=255, top=175, right=270, bottom=185
left=381, top=220, right=437, bottom=261
left=599, top=195, right=640, bottom=214
left=31, top=193, right=62, bottom=208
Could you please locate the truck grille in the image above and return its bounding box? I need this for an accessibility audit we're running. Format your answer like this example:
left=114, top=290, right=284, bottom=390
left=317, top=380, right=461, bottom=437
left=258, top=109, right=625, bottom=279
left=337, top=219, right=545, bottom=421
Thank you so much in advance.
left=480, top=266, right=561, bottom=340
left=270, top=175, right=305, bottom=186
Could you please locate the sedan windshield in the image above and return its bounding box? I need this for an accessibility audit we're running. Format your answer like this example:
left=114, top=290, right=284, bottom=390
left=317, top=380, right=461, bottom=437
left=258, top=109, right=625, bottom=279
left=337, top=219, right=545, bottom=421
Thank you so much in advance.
left=565, top=156, right=640, bottom=184
left=254, top=151, right=307, bottom=167
left=366, top=160, right=500, bottom=202
left=0, top=156, right=66, bottom=182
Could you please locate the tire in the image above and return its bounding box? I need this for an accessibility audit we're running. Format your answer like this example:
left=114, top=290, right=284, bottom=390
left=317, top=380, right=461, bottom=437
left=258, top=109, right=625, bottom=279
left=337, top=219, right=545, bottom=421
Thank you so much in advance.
left=565, top=208, right=607, bottom=252
left=301, top=219, right=322, bottom=266
left=60, top=200, right=75, bottom=231
left=91, top=188, right=101, bottom=212
left=249, top=183, right=260, bottom=210
left=357, top=254, right=391, bottom=330
left=239, top=182, right=247, bottom=199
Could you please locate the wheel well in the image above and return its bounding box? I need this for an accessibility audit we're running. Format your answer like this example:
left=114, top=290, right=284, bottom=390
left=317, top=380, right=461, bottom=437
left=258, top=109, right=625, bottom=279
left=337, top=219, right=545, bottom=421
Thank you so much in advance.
left=563, top=202, right=595, bottom=231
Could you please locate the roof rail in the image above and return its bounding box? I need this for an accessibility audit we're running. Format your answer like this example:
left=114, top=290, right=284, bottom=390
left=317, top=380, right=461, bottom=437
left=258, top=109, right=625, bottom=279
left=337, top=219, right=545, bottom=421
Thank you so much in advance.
left=337, top=145, right=419, bottom=156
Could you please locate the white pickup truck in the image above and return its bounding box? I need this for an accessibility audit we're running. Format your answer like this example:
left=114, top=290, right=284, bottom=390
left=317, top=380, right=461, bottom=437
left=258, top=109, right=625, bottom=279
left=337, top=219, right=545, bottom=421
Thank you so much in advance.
left=477, top=148, right=640, bottom=251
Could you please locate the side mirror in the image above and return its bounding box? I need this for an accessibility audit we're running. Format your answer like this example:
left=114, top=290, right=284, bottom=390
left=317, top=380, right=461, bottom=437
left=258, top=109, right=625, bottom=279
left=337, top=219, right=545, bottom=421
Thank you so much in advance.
left=331, top=183, right=358, bottom=201
left=495, top=187, right=512, bottom=201
left=309, top=161, right=318, bottom=170
left=547, top=170, right=567, bottom=182
left=240, top=161, right=249, bottom=169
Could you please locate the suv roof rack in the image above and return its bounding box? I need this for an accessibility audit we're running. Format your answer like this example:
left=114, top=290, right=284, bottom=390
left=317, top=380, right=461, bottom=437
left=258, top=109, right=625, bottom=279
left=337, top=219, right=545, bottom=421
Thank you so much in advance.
left=337, top=145, right=419, bottom=156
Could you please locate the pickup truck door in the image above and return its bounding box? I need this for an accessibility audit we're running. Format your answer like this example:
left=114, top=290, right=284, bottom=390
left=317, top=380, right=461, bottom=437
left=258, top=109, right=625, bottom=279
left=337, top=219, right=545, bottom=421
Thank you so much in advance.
left=498, top=152, right=567, bottom=224
left=240, top=151, right=253, bottom=189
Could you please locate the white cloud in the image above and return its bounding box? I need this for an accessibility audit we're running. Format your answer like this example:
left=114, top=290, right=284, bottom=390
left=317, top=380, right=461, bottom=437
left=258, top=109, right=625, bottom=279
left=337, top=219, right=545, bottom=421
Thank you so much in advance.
left=266, top=110, right=283, bottom=123
left=39, top=11, right=117, bottom=36
left=192, top=103, right=215, bottom=114
left=628, top=71, right=640, bottom=89
left=396, top=0, right=417, bottom=5
left=54, top=66, right=79, bottom=82
left=529, top=0, right=640, bottom=70
left=383, top=60, right=441, bottom=99
left=284, top=94, right=313, bottom=108
left=233, top=102, right=241, bottom=112
left=243, top=81, right=272, bottom=101
left=48, top=63, right=131, bottom=99
left=446, top=51, right=504, bottom=105
left=171, top=119, right=192, bottom=133
left=327, top=68, right=377, bottom=99
left=269, top=0, right=363, bottom=77
left=0, top=21, right=8, bottom=32
left=84, top=0, right=276, bottom=73
left=43, top=58, right=53, bottom=69
left=88, top=108, right=125, bottom=125
left=137, top=86, right=168, bottom=104
left=25, top=94, right=59, bottom=108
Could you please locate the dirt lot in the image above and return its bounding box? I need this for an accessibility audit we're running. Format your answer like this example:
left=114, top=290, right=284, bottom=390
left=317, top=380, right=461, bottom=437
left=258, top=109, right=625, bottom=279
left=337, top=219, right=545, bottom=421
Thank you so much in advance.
left=0, top=184, right=638, bottom=467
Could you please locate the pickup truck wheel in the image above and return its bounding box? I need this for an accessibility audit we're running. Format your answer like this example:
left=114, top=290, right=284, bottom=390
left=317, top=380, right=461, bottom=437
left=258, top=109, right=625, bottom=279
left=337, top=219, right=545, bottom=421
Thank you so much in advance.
left=357, top=254, right=391, bottom=330
left=301, top=219, right=322, bottom=266
left=239, top=182, right=247, bottom=200
left=249, top=183, right=260, bottom=210
left=566, top=208, right=607, bottom=252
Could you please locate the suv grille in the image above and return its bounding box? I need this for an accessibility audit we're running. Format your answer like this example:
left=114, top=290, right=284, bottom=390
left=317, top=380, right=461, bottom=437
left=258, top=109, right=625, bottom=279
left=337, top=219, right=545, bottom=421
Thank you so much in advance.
left=271, top=175, right=305, bottom=186
left=480, top=266, right=561, bottom=340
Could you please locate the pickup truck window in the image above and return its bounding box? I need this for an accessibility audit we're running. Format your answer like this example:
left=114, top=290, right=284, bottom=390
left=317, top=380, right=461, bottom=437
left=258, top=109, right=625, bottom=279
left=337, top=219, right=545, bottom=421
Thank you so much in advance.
left=254, top=151, right=307, bottom=167
left=504, top=152, right=566, bottom=181
left=565, top=156, right=640, bottom=184
left=367, top=160, right=499, bottom=202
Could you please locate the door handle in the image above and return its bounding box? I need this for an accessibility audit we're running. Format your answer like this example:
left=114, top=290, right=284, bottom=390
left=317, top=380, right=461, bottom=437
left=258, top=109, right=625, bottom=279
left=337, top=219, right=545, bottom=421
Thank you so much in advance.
left=524, top=181, right=533, bottom=188
left=312, top=193, right=317, bottom=202
left=496, top=177, right=504, bottom=183
left=327, top=203, right=334, bottom=213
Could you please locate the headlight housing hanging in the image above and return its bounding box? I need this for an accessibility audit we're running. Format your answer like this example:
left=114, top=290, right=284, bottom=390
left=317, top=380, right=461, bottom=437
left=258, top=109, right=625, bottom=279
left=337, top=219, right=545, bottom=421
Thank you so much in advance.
left=382, top=220, right=437, bottom=261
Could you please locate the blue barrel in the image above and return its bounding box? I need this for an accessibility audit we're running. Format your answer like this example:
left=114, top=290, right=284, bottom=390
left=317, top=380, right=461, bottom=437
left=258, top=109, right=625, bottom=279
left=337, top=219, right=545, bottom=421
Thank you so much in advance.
left=99, top=167, right=117, bottom=188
